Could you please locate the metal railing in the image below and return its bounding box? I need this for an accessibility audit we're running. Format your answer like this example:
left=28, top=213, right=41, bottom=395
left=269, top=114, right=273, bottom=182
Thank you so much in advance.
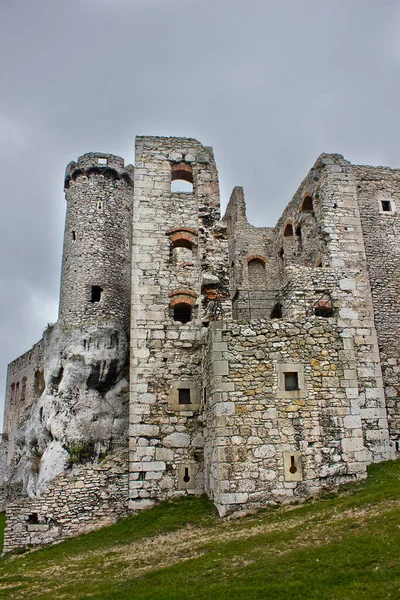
left=231, top=289, right=334, bottom=321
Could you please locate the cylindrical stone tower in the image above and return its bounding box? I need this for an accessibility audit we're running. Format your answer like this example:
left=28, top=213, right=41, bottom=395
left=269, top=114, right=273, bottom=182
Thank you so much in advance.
left=59, top=152, right=134, bottom=332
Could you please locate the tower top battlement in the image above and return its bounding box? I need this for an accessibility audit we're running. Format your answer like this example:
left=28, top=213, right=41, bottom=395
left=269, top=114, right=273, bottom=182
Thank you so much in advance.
left=64, top=152, right=133, bottom=189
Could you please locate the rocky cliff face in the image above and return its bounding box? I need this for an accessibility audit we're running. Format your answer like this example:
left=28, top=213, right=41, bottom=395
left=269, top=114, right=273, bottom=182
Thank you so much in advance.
left=3, top=322, right=129, bottom=496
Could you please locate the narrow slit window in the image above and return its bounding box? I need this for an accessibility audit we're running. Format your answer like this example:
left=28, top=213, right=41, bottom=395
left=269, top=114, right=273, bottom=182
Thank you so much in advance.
left=72, top=231, right=76, bottom=241
left=284, top=372, right=299, bottom=391
left=178, top=388, right=191, bottom=405
left=91, top=285, right=103, bottom=303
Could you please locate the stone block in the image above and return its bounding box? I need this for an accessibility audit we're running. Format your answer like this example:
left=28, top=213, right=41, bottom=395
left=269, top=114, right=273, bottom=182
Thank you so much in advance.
left=163, top=433, right=190, bottom=448
left=218, top=493, right=248, bottom=504
left=215, top=402, right=235, bottom=416
left=213, top=361, right=229, bottom=376
left=129, top=424, right=160, bottom=437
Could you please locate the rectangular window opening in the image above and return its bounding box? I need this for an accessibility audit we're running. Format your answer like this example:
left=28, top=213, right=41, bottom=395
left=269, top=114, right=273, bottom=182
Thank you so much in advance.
left=97, top=157, right=108, bottom=165
left=284, top=372, right=299, bottom=391
left=381, top=200, right=392, bottom=212
left=178, top=388, right=191, bottom=405
left=90, top=285, right=103, bottom=303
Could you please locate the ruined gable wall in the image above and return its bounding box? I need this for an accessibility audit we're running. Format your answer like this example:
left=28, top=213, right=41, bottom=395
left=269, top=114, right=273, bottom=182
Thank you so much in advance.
left=3, top=340, right=44, bottom=469
left=353, top=165, right=400, bottom=444
left=273, top=162, right=327, bottom=271
left=129, top=137, right=230, bottom=510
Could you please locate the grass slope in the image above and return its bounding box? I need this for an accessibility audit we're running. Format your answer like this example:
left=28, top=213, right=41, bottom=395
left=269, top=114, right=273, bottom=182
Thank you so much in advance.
left=1, top=460, right=400, bottom=599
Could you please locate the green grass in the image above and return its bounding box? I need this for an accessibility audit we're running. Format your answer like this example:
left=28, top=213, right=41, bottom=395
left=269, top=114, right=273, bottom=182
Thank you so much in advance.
left=1, top=461, right=400, bottom=599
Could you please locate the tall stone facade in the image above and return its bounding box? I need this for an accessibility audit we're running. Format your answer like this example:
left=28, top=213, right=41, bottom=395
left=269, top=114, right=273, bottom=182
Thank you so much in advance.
left=1, top=138, right=399, bottom=551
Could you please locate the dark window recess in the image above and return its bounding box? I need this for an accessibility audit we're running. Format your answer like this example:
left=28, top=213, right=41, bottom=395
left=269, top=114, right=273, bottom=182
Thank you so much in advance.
left=381, top=200, right=392, bottom=212
left=302, top=196, right=313, bottom=212
left=314, top=304, right=333, bottom=318
left=91, top=286, right=103, bottom=303
left=271, top=303, right=283, bottom=319
left=284, top=223, right=293, bottom=237
left=172, top=238, right=193, bottom=250
left=178, top=388, right=191, bottom=404
left=173, top=303, right=192, bottom=323
left=138, top=471, right=146, bottom=481
left=284, top=372, right=299, bottom=391
left=27, top=513, right=39, bottom=524
left=72, top=231, right=76, bottom=240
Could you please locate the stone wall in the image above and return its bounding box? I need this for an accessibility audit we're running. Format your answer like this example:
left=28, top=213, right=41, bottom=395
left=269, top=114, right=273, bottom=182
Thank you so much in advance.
left=204, top=318, right=368, bottom=516
left=60, top=152, right=134, bottom=331
left=354, top=165, right=400, bottom=444
left=129, top=137, right=230, bottom=510
left=3, top=452, right=128, bottom=552
left=3, top=340, right=44, bottom=467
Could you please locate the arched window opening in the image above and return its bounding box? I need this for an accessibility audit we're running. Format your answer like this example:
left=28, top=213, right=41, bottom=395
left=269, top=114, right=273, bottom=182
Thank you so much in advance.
left=173, top=238, right=192, bottom=250
left=169, top=289, right=198, bottom=324
left=173, top=303, right=192, bottom=323
left=284, top=222, right=293, bottom=237
left=248, top=257, right=266, bottom=289
left=171, top=163, right=193, bottom=193
left=271, top=302, right=283, bottom=319
left=168, top=228, right=197, bottom=265
left=302, top=195, right=313, bottom=212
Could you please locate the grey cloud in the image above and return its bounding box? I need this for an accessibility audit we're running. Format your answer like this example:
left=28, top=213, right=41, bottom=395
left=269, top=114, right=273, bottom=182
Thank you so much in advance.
left=1, top=0, right=400, bottom=425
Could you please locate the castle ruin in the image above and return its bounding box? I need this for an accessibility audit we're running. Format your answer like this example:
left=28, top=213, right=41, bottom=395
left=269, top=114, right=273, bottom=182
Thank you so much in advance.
left=1, top=135, right=399, bottom=551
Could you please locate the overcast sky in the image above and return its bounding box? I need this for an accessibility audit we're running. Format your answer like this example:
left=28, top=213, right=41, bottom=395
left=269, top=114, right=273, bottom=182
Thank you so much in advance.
left=1, top=0, right=400, bottom=427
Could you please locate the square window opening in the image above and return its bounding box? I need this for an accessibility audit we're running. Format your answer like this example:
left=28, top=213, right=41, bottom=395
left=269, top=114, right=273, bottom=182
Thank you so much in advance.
left=381, top=200, right=392, bottom=212
left=90, top=285, right=103, bottom=303
left=178, top=388, right=191, bottom=405
left=284, top=372, right=299, bottom=391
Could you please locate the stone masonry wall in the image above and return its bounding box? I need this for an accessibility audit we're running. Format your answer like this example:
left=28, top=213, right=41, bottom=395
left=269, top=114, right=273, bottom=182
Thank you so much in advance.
left=60, top=153, right=134, bottom=331
left=353, top=165, right=400, bottom=444
left=4, top=452, right=128, bottom=552
left=3, top=340, right=44, bottom=467
left=204, top=319, right=368, bottom=516
left=316, top=156, right=392, bottom=462
left=129, top=137, right=230, bottom=510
